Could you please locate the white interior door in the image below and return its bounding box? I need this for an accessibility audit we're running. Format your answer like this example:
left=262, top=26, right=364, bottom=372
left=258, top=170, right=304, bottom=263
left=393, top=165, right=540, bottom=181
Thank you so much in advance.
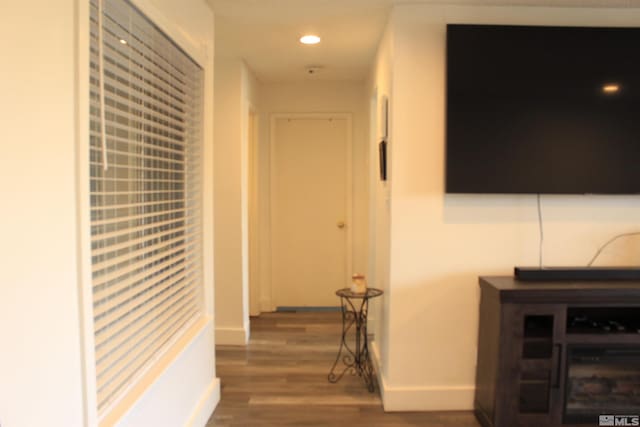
left=271, top=116, right=350, bottom=308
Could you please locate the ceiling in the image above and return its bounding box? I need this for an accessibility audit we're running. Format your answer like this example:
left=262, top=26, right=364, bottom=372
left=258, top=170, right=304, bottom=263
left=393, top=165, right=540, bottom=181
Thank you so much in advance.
left=209, top=0, right=392, bottom=82
left=208, top=0, right=640, bottom=83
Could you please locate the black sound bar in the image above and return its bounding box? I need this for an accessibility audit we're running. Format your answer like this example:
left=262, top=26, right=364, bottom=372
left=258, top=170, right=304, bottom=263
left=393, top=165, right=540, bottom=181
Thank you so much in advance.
left=514, top=266, right=640, bottom=281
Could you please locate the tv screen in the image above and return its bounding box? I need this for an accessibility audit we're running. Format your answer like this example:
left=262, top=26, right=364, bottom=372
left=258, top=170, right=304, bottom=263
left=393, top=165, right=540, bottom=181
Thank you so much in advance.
left=446, top=24, right=640, bottom=194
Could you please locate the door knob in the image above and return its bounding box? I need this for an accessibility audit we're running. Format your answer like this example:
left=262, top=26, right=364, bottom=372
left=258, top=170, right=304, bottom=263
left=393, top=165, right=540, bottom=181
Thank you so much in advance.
left=337, top=221, right=346, bottom=229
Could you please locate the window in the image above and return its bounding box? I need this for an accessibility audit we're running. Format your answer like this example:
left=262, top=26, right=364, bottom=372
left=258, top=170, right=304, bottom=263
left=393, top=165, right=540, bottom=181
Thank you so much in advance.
left=89, top=0, right=204, bottom=414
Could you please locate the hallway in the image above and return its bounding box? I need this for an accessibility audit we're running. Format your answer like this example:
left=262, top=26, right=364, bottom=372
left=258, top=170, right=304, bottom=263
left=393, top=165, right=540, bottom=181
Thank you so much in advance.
left=206, top=312, right=480, bottom=426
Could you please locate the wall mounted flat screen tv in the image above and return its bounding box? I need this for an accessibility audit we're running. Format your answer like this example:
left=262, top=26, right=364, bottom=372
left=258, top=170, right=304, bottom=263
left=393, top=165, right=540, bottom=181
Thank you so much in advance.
left=446, top=24, right=640, bottom=194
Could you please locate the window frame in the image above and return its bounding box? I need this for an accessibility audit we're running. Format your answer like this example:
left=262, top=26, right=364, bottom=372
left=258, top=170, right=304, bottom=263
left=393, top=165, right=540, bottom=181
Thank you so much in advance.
left=76, top=0, right=213, bottom=425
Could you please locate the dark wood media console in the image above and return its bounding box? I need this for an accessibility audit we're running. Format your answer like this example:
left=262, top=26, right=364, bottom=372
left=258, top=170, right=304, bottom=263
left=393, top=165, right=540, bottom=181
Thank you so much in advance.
left=475, top=276, right=640, bottom=427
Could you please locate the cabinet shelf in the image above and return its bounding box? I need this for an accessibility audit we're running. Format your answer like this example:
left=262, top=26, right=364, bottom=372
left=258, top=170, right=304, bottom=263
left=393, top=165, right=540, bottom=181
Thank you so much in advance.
left=565, top=333, right=640, bottom=345
left=523, top=336, right=552, bottom=343
left=520, top=358, right=552, bottom=372
left=519, top=378, right=550, bottom=384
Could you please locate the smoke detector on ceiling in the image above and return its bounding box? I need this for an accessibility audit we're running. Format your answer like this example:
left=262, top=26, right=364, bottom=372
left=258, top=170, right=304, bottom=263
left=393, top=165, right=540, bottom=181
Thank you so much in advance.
left=305, top=65, right=323, bottom=76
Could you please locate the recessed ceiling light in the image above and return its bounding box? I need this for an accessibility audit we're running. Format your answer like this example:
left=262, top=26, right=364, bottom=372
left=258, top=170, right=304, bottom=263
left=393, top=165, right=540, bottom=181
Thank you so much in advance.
left=300, top=35, right=321, bottom=45
left=602, top=83, right=620, bottom=94
left=119, top=39, right=128, bottom=45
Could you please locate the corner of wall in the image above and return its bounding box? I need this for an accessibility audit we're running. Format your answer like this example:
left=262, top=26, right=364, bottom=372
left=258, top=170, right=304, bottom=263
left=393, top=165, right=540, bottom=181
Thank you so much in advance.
left=366, top=5, right=395, bottom=413
left=370, top=339, right=389, bottom=408
left=215, top=325, right=250, bottom=346
left=372, top=335, right=474, bottom=412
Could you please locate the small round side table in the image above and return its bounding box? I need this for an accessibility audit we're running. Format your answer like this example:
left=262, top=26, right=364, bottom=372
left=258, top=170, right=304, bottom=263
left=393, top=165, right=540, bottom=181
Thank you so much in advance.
left=327, top=287, right=383, bottom=392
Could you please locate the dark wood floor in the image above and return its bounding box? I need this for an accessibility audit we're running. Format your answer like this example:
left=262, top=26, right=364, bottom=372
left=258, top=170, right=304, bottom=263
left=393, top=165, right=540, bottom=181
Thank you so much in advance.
left=206, top=311, right=480, bottom=426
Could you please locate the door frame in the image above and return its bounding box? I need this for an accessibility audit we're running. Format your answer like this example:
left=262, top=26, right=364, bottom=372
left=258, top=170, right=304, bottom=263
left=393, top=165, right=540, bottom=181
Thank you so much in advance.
left=268, top=113, right=353, bottom=310
left=248, top=108, right=260, bottom=317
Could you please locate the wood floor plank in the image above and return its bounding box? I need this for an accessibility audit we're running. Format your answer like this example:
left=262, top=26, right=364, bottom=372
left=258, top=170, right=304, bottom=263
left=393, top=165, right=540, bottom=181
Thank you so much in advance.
left=207, top=312, right=480, bottom=426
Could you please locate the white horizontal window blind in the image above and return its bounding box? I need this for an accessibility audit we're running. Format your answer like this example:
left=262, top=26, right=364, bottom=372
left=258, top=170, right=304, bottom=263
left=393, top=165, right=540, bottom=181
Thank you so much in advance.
left=89, top=0, right=204, bottom=414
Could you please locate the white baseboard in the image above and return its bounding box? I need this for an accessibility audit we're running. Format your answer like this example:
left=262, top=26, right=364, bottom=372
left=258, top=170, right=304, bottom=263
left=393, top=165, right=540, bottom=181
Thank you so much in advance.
left=215, top=326, right=249, bottom=345
left=185, top=377, right=221, bottom=427
left=381, top=384, right=475, bottom=411
left=370, top=341, right=474, bottom=412
left=370, top=340, right=387, bottom=403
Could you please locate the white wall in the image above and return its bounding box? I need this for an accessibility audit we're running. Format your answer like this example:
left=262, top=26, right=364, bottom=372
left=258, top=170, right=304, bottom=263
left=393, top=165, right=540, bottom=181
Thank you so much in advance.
left=214, top=58, right=260, bottom=344
left=0, top=0, right=218, bottom=426
left=0, top=2, right=84, bottom=425
left=371, top=4, right=640, bottom=412
left=366, top=18, right=393, bottom=402
left=257, top=81, right=369, bottom=311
